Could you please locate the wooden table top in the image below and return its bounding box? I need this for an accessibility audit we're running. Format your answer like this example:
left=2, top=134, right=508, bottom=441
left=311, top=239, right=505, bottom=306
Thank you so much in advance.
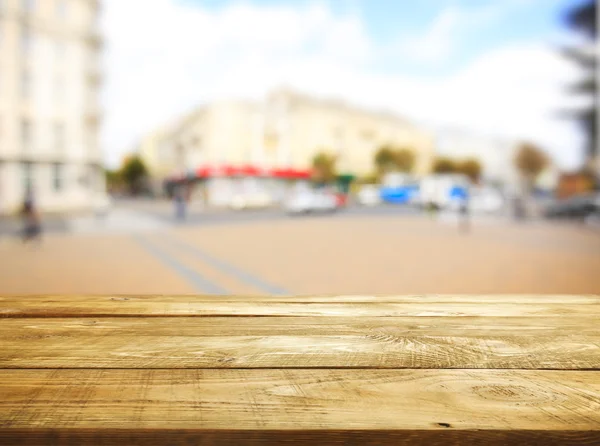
left=1, top=294, right=599, bottom=445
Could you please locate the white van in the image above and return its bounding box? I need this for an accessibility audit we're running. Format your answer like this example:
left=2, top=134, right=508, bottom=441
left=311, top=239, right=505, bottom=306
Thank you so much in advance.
left=418, top=174, right=470, bottom=209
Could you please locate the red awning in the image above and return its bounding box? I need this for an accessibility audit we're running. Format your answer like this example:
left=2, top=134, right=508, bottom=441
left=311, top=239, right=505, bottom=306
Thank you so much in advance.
left=196, top=166, right=213, bottom=178
left=239, top=165, right=265, bottom=176
left=270, top=167, right=312, bottom=179
left=221, top=165, right=239, bottom=176
left=188, top=165, right=313, bottom=179
left=270, top=168, right=288, bottom=178
left=292, top=168, right=312, bottom=179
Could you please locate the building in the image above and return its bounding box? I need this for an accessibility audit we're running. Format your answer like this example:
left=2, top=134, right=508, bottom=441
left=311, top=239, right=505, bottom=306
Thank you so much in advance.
left=434, top=127, right=520, bottom=188
left=262, top=88, right=435, bottom=176
left=0, top=0, right=105, bottom=215
left=154, top=100, right=263, bottom=178
left=138, top=89, right=434, bottom=207
left=148, top=88, right=434, bottom=180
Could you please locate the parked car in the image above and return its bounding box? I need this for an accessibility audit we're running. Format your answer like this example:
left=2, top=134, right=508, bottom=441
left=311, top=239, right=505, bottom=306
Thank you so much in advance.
left=418, top=174, right=470, bottom=210
left=284, top=188, right=339, bottom=215
left=357, top=185, right=381, bottom=206
left=380, top=184, right=420, bottom=205
left=452, top=187, right=504, bottom=214
left=230, top=193, right=272, bottom=210
left=544, top=193, right=600, bottom=219
left=94, top=196, right=112, bottom=219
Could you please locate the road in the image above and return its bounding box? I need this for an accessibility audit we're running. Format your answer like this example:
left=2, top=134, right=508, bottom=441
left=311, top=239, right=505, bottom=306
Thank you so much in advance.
left=119, top=199, right=425, bottom=225
left=1, top=207, right=599, bottom=296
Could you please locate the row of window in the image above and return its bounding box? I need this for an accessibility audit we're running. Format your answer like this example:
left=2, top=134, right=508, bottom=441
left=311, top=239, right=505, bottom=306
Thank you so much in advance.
left=21, top=162, right=65, bottom=192
left=0, top=117, right=79, bottom=152
left=6, top=118, right=66, bottom=150
left=0, top=0, right=68, bottom=19
left=20, top=161, right=98, bottom=193
left=0, top=24, right=73, bottom=59
left=8, top=69, right=68, bottom=101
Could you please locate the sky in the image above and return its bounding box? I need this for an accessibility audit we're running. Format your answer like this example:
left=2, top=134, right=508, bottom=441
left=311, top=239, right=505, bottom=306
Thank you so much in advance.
left=101, top=0, right=588, bottom=169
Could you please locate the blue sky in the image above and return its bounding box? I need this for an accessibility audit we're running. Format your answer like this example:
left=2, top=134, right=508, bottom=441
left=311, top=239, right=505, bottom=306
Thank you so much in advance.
left=185, top=0, right=577, bottom=77
left=102, top=0, right=586, bottom=168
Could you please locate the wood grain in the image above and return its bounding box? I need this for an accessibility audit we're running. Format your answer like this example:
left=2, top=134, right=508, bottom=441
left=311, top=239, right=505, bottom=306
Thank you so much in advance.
left=2, top=299, right=598, bottom=318
left=1, top=332, right=599, bottom=369
left=1, top=294, right=599, bottom=445
left=2, top=316, right=598, bottom=337
left=1, top=369, right=599, bottom=428
left=2, top=429, right=599, bottom=446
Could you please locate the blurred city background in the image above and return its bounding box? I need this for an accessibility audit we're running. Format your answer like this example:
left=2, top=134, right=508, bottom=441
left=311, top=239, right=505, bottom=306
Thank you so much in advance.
left=0, top=0, right=598, bottom=295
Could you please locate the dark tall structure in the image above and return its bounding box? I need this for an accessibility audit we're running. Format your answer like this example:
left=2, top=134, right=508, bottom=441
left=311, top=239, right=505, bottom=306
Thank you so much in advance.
left=562, top=0, right=597, bottom=168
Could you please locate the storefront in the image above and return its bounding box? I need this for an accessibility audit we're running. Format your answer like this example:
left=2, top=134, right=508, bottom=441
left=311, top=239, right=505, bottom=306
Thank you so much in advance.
left=166, top=164, right=313, bottom=210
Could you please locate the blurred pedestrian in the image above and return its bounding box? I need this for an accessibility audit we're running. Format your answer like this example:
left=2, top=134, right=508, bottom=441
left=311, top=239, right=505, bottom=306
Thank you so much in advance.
left=459, top=193, right=470, bottom=233
left=514, top=196, right=526, bottom=222
left=21, top=191, right=42, bottom=244
left=174, top=184, right=187, bottom=221
left=426, top=202, right=437, bottom=219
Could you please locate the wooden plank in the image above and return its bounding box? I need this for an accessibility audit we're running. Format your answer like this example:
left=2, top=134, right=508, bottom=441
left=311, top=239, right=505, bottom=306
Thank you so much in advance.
left=2, top=300, right=599, bottom=318
left=1, top=294, right=599, bottom=304
left=2, top=429, right=598, bottom=446
left=0, top=369, right=598, bottom=446
left=2, top=332, right=599, bottom=369
left=1, top=316, right=598, bottom=338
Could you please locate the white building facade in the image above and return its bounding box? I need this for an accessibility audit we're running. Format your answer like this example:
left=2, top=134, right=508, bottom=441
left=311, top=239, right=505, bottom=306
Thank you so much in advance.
left=143, top=89, right=435, bottom=181
left=434, top=127, right=520, bottom=189
left=0, top=0, right=105, bottom=215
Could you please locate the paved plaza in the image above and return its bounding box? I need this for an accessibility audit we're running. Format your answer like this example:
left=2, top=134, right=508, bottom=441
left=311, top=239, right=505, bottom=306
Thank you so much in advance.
left=1, top=211, right=599, bottom=296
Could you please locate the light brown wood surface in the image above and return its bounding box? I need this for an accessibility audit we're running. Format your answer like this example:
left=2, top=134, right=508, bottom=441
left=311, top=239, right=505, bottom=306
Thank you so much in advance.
left=1, top=332, right=599, bottom=369
left=2, top=369, right=599, bottom=429
left=2, top=299, right=599, bottom=317
left=0, top=294, right=599, bottom=445
left=2, top=315, right=599, bottom=336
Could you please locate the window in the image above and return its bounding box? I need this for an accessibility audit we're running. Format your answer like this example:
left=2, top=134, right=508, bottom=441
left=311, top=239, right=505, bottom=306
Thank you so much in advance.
left=54, top=122, right=64, bottom=151
left=361, top=129, right=376, bottom=140
left=79, top=168, right=89, bottom=187
left=264, top=131, right=278, bottom=152
left=21, top=119, right=32, bottom=149
left=52, top=163, right=63, bottom=191
left=21, top=70, right=31, bottom=99
left=21, top=27, right=32, bottom=54
left=21, top=0, right=35, bottom=13
left=55, top=41, right=66, bottom=59
left=21, top=162, right=34, bottom=192
left=54, top=76, right=64, bottom=103
left=89, top=164, right=100, bottom=191
left=56, top=0, right=66, bottom=19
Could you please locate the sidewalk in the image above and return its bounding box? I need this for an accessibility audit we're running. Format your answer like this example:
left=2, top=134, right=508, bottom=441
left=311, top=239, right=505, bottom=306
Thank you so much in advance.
left=0, top=216, right=69, bottom=238
left=69, top=209, right=168, bottom=235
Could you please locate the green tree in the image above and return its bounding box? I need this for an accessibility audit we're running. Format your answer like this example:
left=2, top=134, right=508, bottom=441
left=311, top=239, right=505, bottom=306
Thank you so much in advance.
left=393, top=148, right=416, bottom=173
left=432, top=157, right=457, bottom=174
left=104, top=168, right=122, bottom=192
left=514, top=142, right=549, bottom=190
left=120, top=155, right=148, bottom=195
left=457, top=158, right=483, bottom=183
left=374, top=145, right=396, bottom=174
left=561, top=0, right=597, bottom=164
left=360, top=173, right=379, bottom=185
left=311, top=151, right=337, bottom=183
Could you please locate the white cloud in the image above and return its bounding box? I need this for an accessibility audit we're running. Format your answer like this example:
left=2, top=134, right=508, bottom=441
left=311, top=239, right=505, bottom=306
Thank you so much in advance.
left=389, top=3, right=511, bottom=64
left=391, top=8, right=463, bottom=64
left=101, top=0, right=584, bottom=170
left=100, top=0, right=371, bottom=166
